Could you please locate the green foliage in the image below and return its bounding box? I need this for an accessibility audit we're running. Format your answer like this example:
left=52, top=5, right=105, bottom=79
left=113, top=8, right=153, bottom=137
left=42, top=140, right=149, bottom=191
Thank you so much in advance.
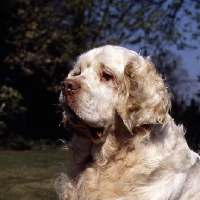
left=0, top=86, right=26, bottom=140
left=9, top=137, right=56, bottom=151
left=10, top=135, right=31, bottom=150
left=2, top=0, right=200, bottom=92
left=3, top=0, right=71, bottom=92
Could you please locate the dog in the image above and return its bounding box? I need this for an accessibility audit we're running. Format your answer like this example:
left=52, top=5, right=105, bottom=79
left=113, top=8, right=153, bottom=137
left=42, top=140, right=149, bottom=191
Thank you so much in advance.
left=56, top=45, right=200, bottom=200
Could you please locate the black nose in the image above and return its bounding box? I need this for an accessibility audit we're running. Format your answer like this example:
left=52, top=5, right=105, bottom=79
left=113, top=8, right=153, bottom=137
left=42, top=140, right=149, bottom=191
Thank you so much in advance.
left=61, top=79, right=81, bottom=96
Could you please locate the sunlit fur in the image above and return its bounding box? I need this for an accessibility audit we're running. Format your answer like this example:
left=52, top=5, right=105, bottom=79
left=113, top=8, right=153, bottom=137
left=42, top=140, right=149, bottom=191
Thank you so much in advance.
left=56, top=45, right=200, bottom=200
left=116, top=57, right=171, bottom=132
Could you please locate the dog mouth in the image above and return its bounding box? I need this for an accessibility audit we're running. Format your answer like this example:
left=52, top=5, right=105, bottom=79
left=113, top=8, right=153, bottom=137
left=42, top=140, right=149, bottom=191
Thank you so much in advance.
left=66, top=105, right=105, bottom=140
left=88, top=127, right=104, bottom=139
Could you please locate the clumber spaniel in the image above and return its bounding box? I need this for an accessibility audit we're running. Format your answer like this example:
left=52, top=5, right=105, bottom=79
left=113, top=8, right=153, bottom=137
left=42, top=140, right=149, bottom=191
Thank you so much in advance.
left=56, top=45, right=200, bottom=200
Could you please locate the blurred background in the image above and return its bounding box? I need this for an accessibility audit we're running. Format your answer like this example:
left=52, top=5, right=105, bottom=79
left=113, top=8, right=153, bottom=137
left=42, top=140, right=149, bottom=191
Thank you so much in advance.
left=0, top=0, right=200, bottom=199
left=1, top=0, right=200, bottom=151
left=0, top=0, right=200, bottom=149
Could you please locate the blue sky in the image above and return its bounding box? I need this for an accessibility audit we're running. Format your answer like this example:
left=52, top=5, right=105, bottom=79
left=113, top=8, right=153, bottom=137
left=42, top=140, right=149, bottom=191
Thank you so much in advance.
left=175, top=48, right=200, bottom=97
left=125, top=43, right=200, bottom=100
left=177, top=49, right=199, bottom=81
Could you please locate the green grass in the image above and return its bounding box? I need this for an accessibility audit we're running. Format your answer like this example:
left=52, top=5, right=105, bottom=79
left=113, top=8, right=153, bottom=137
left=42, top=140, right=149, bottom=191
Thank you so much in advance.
left=0, top=149, right=69, bottom=200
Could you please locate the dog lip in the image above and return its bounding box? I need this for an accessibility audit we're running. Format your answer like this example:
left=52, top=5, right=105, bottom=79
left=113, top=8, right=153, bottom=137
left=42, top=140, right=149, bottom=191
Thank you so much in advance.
left=88, top=126, right=104, bottom=139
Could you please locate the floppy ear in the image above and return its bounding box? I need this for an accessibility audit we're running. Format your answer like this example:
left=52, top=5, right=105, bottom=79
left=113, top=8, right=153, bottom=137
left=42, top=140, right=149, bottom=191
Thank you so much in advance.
left=115, top=56, right=171, bottom=133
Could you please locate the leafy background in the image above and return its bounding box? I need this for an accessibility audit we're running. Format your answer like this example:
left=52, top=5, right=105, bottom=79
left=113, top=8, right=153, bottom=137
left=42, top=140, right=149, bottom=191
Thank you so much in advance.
left=0, top=0, right=200, bottom=150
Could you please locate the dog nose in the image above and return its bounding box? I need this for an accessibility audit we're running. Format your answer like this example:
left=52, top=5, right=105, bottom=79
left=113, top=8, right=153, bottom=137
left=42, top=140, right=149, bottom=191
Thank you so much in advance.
left=62, top=79, right=81, bottom=95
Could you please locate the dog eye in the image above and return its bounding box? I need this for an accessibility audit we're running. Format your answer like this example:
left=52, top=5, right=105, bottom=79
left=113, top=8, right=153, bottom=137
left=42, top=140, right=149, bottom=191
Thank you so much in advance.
left=73, top=68, right=81, bottom=76
left=102, top=72, right=113, bottom=81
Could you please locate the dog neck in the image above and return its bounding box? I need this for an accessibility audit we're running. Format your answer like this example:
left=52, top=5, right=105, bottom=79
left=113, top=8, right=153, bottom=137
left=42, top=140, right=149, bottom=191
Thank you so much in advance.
left=91, top=115, right=165, bottom=167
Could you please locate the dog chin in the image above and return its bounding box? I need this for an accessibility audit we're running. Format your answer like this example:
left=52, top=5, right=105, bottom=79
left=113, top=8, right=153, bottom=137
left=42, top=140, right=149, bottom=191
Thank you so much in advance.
left=65, top=105, right=107, bottom=143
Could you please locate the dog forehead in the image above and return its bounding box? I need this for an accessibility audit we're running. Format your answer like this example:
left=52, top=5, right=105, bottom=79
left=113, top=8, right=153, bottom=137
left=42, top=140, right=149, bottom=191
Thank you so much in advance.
left=79, top=45, right=142, bottom=74
left=94, top=47, right=125, bottom=73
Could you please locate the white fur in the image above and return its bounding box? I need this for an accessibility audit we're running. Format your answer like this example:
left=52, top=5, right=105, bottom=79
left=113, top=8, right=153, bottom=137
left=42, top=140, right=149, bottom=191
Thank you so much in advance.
left=57, top=45, right=200, bottom=200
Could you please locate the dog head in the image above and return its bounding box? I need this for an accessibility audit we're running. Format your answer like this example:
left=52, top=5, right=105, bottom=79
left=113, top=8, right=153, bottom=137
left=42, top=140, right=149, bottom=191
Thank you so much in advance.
left=59, top=45, right=171, bottom=144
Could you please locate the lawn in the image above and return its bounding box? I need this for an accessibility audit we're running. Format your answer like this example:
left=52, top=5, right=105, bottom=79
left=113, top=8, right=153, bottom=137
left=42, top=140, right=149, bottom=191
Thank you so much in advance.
left=0, top=149, right=69, bottom=200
